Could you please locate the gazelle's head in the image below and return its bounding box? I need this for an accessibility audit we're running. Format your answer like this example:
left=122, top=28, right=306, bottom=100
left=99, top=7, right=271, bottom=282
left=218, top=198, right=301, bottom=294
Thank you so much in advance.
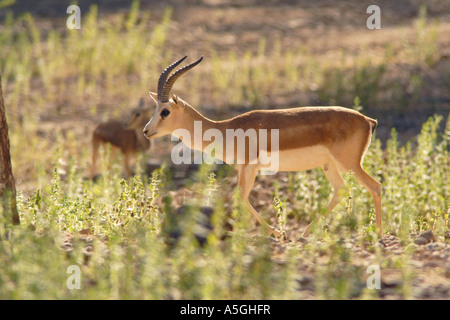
left=125, top=98, right=152, bottom=130
left=143, top=56, right=203, bottom=139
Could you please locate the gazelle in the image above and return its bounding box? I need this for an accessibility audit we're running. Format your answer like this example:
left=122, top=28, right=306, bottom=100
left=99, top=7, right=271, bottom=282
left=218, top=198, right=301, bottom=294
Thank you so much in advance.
left=143, top=56, right=382, bottom=236
left=90, top=99, right=152, bottom=179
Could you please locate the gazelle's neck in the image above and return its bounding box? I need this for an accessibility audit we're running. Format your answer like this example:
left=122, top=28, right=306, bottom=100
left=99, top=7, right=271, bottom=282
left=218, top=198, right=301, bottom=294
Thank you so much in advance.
left=177, top=103, right=227, bottom=152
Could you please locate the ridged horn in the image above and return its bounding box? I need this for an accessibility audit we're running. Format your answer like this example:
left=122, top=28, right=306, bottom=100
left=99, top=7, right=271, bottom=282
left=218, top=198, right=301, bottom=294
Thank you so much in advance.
left=157, top=56, right=187, bottom=103
left=160, top=56, right=203, bottom=103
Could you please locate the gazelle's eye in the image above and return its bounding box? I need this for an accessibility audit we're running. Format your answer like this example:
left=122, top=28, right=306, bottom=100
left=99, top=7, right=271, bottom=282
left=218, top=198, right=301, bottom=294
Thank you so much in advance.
left=135, top=112, right=141, bottom=117
left=160, top=109, right=170, bottom=119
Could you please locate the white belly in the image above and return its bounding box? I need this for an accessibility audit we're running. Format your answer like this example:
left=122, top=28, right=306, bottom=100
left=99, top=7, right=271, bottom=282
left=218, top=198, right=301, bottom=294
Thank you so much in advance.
left=260, top=145, right=332, bottom=172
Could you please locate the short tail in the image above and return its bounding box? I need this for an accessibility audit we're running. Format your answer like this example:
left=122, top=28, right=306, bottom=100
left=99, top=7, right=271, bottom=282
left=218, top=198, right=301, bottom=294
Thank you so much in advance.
left=369, top=118, right=378, bottom=135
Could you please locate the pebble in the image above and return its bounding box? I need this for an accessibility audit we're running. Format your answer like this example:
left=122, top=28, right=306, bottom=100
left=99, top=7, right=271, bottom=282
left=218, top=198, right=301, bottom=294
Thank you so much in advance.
left=431, top=251, right=441, bottom=258
left=297, top=237, right=308, bottom=244
left=414, top=230, right=436, bottom=245
left=426, top=243, right=440, bottom=251
left=297, top=275, right=315, bottom=291
left=423, top=261, right=439, bottom=268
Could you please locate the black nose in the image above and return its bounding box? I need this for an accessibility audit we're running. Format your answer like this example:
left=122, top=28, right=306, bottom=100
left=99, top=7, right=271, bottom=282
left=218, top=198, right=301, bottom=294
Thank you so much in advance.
left=144, top=130, right=148, bottom=135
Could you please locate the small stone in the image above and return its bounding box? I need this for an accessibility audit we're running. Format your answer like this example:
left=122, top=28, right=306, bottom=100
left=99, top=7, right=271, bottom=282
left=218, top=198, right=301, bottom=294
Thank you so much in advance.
left=423, top=261, right=439, bottom=268
left=297, top=275, right=314, bottom=290
left=298, top=237, right=308, bottom=244
left=358, top=251, right=371, bottom=258
left=382, top=278, right=402, bottom=289
left=378, top=239, right=388, bottom=248
left=414, top=237, right=427, bottom=245
left=431, top=251, right=441, bottom=258
left=444, top=231, right=450, bottom=241
left=426, top=243, right=439, bottom=251
left=414, top=230, right=436, bottom=245
left=79, top=228, right=92, bottom=235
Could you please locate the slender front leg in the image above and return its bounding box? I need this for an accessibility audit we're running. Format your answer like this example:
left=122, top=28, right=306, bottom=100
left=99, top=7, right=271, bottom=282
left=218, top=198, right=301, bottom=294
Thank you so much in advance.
left=302, top=163, right=345, bottom=237
left=122, top=152, right=131, bottom=179
left=90, top=137, right=100, bottom=180
left=236, top=164, right=280, bottom=237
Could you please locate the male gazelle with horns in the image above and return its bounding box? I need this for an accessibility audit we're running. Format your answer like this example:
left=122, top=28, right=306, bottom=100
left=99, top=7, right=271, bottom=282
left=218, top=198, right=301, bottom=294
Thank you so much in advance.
left=143, top=56, right=382, bottom=237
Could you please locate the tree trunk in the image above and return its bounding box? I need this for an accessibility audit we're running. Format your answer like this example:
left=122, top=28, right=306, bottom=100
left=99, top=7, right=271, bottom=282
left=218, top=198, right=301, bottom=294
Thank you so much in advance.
left=0, top=73, right=20, bottom=225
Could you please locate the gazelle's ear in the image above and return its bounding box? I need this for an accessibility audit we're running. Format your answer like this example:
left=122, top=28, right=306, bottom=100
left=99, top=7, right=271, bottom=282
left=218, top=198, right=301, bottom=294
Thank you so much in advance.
left=138, top=97, right=145, bottom=108
left=171, top=93, right=178, bottom=104
left=148, top=92, right=158, bottom=104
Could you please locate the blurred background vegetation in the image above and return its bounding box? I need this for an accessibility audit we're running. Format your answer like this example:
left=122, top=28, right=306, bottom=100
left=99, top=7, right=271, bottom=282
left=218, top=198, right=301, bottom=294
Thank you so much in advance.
left=0, top=0, right=449, bottom=190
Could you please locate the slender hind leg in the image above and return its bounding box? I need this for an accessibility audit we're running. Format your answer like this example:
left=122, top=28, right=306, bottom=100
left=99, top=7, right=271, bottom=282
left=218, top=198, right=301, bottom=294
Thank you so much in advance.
left=237, top=164, right=280, bottom=237
left=90, top=137, right=100, bottom=180
left=122, top=152, right=131, bottom=179
left=108, top=146, right=118, bottom=171
left=351, top=165, right=382, bottom=233
left=302, top=162, right=345, bottom=237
